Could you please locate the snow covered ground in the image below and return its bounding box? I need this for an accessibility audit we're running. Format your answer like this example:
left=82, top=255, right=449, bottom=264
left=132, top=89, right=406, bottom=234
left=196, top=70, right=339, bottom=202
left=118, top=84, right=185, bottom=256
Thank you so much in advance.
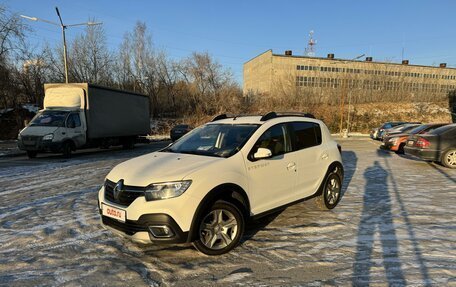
left=0, top=139, right=454, bottom=286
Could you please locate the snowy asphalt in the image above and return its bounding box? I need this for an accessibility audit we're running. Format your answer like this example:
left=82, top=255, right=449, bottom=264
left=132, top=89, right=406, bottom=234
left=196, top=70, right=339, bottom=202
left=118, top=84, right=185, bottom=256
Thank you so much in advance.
left=0, top=139, right=455, bottom=286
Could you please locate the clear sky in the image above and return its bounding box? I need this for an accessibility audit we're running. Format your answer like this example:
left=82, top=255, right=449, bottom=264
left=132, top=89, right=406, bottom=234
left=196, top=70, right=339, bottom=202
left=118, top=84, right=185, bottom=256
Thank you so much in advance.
left=5, top=0, right=456, bottom=84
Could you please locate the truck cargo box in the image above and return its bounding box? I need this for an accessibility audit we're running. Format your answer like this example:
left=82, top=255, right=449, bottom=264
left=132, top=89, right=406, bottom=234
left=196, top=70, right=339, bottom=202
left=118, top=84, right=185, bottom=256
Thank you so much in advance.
left=44, top=83, right=150, bottom=139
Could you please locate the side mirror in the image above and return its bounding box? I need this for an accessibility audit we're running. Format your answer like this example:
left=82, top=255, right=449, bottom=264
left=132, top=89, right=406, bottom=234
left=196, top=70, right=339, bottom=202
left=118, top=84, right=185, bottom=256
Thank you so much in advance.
left=253, top=148, right=272, bottom=160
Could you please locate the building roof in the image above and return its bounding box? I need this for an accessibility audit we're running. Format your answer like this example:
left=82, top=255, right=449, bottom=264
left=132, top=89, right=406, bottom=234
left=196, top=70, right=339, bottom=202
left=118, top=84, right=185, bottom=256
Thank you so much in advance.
left=244, top=49, right=456, bottom=71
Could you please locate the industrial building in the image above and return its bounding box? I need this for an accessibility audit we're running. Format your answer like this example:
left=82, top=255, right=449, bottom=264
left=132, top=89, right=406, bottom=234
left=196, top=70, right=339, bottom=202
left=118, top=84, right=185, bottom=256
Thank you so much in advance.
left=243, top=50, right=456, bottom=101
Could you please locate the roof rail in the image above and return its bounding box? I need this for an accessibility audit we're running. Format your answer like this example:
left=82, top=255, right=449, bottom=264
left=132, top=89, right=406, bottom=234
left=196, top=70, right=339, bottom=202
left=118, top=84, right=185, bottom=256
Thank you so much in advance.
left=212, top=112, right=316, bottom=122
left=211, top=113, right=258, bottom=122
left=211, top=114, right=229, bottom=121
left=260, top=112, right=315, bottom=121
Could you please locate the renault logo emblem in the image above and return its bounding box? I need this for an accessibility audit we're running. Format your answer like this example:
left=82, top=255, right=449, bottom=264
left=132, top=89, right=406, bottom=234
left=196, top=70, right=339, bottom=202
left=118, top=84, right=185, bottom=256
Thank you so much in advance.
left=113, top=179, right=124, bottom=201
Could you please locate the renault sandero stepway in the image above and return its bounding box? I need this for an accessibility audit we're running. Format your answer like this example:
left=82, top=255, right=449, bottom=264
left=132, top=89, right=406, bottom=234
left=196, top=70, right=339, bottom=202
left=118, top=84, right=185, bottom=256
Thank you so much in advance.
left=98, top=112, right=344, bottom=255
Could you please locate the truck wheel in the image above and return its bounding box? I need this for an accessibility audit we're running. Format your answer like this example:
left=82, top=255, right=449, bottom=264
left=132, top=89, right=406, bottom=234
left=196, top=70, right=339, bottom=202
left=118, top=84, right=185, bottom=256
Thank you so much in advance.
left=441, top=149, right=456, bottom=169
left=26, top=151, right=37, bottom=159
left=314, top=172, right=342, bottom=210
left=62, top=142, right=72, bottom=158
left=193, top=200, right=244, bottom=255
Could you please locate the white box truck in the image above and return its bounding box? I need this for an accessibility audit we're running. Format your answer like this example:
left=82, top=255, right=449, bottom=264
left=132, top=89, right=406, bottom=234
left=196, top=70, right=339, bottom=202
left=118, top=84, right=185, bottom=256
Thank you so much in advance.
left=18, top=83, right=150, bottom=158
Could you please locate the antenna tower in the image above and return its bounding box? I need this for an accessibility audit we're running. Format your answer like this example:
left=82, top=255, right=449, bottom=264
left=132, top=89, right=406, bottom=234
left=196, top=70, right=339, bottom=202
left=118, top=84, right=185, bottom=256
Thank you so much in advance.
left=305, top=30, right=316, bottom=57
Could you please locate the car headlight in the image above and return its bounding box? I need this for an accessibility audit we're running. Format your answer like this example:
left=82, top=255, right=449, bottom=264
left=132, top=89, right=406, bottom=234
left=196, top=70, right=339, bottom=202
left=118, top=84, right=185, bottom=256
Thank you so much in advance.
left=145, top=180, right=192, bottom=201
left=42, top=133, right=54, bottom=141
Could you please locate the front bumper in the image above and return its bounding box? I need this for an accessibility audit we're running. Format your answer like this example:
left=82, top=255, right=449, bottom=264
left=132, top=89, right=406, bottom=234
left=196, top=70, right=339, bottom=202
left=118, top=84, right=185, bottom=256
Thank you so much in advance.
left=18, top=138, right=62, bottom=152
left=404, top=146, right=439, bottom=161
left=98, top=186, right=197, bottom=244
left=100, top=213, right=189, bottom=244
left=380, top=141, right=400, bottom=151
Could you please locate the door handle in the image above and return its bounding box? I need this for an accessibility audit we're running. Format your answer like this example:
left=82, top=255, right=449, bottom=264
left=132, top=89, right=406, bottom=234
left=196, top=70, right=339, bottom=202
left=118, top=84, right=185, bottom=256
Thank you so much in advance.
left=62, top=132, right=66, bottom=135
left=321, top=153, right=329, bottom=160
left=287, top=162, right=296, bottom=171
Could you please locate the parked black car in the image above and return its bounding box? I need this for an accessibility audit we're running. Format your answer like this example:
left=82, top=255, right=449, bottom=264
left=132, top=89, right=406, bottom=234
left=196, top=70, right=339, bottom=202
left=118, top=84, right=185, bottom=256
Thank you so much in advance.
left=382, top=123, right=448, bottom=154
left=404, top=124, right=456, bottom=168
left=170, top=124, right=193, bottom=141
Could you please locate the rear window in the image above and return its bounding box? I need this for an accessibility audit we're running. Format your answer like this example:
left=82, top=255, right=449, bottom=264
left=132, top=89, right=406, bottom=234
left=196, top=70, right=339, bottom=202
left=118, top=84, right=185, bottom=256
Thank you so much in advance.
left=429, top=124, right=456, bottom=135
left=409, top=124, right=446, bottom=134
left=290, top=122, right=322, bottom=150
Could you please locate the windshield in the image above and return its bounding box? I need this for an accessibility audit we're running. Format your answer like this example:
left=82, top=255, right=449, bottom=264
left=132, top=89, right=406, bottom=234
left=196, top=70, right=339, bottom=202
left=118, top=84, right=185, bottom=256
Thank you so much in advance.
left=397, top=124, right=419, bottom=133
left=408, top=125, right=429, bottom=134
left=163, top=124, right=259, bottom=158
left=29, top=110, right=69, bottom=127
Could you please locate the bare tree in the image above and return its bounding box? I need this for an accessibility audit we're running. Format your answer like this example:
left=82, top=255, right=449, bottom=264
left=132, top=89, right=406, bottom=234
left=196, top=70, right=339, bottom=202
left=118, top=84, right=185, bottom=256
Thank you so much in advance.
left=0, top=5, right=29, bottom=109
left=0, top=5, right=28, bottom=61
left=182, top=52, right=237, bottom=114
left=68, top=20, right=113, bottom=85
left=117, top=22, right=162, bottom=116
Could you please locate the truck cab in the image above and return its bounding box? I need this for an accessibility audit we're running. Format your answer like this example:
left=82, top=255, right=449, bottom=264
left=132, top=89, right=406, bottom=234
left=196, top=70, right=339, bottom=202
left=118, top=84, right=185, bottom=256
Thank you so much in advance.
left=18, top=108, right=87, bottom=158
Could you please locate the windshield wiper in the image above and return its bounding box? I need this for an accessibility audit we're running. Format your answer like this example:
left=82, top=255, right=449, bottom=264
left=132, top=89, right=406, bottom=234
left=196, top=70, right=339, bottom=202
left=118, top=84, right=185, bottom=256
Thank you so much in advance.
left=178, top=150, right=223, bottom=158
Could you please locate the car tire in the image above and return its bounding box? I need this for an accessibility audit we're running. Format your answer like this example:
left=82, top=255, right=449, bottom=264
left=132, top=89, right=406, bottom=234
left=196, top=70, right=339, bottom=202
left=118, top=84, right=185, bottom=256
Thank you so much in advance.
left=193, top=200, right=244, bottom=255
left=396, top=143, right=405, bottom=154
left=314, top=172, right=342, bottom=210
left=26, top=151, right=37, bottom=158
left=62, top=142, right=72, bottom=158
left=441, top=149, right=456, bottom=169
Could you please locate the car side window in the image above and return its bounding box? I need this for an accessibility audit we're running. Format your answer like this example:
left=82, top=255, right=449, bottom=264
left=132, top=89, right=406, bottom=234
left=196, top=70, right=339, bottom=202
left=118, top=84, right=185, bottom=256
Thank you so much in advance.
left=252, top=124, right=291, bottom=157
left=290, top=122, right=322, bottom=151
left=67, top=113, right=81, bottom=128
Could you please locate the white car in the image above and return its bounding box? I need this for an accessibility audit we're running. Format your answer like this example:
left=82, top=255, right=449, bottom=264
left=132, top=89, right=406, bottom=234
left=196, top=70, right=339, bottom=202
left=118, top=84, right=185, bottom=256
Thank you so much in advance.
left=98, top=112, right=344, bottom=255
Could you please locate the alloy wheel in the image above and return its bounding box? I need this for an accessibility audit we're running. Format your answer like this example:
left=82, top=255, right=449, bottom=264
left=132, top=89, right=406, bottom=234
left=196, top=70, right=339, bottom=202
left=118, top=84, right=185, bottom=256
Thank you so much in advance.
left=199, top=209, right=238, bottom=250
left=446, top=150, right=456, bottom=167
left=325, top=176, right=340, bottom=205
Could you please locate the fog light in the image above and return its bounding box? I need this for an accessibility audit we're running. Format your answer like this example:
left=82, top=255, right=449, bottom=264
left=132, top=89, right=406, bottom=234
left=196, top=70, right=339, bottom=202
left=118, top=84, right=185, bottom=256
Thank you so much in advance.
left=148, top=225, right=175, bottom=238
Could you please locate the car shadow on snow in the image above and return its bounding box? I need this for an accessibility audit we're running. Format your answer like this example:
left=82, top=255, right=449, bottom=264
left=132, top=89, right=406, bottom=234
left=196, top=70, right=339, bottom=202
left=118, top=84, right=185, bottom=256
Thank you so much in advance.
left=341, top=150, right=357, bottom=197
left=241, top=211, right=283, bottom=245
left=426, top=162, right=456, bottom=183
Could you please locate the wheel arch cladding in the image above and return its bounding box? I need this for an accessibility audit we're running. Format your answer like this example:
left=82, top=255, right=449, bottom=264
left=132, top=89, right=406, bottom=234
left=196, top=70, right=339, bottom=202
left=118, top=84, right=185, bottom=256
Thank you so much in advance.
left=316, top=161, right=344, bottom=196
left=328, top=161, right=344, bottom=180
left=187, top=183, right=250, bottom=242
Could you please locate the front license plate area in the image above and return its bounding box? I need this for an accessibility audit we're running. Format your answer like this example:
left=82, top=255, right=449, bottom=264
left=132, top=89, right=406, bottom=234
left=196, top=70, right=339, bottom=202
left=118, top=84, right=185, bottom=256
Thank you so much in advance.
left=102, top=204, right=126, bottom=222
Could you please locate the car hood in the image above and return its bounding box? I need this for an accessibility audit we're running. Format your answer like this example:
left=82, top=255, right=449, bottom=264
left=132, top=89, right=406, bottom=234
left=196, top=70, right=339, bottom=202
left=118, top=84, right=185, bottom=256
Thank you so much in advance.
left=106, top=151, right=223, bottom=186
left=20, top=126, right=59, bottom=137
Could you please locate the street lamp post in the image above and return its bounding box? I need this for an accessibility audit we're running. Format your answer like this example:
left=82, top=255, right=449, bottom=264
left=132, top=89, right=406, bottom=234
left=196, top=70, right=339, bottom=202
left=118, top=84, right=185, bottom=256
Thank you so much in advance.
left=55, top=8, right=69, bottom=84
left=21, top=7, right=101, bottom=84
left=329, top=54, right=365, bottom=137
left=344, top=54, right=365, bottom=137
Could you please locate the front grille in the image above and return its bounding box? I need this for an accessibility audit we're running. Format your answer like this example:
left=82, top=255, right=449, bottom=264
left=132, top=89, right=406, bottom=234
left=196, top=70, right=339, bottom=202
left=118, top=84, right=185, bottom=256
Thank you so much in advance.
left=102, top=216, right=147, bottom=235
left=22, top=135, right=41, bottom=147
left=104, top=179, right=145, bottom=207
